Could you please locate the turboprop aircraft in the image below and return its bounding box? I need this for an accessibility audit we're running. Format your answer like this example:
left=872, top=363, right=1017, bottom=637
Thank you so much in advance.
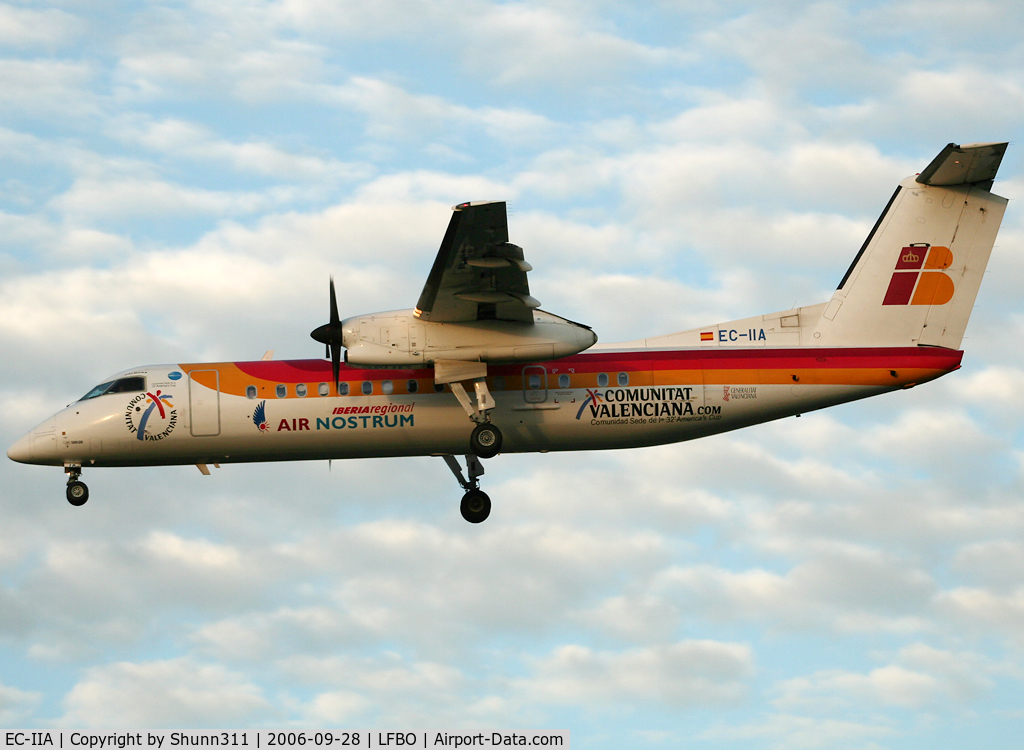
left=8, top=142, right=1010, bottom=522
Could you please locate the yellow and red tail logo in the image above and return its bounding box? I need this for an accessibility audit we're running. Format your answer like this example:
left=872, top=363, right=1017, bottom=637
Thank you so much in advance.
left=882, top=244, right=954, bottom=306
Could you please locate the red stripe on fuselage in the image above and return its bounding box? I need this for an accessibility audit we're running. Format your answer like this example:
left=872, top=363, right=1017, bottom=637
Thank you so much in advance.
left=228, top=347, right=963, bottom=383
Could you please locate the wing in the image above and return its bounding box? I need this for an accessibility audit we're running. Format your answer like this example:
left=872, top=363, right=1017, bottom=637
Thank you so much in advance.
left=414, top=201, right=540, bottom=324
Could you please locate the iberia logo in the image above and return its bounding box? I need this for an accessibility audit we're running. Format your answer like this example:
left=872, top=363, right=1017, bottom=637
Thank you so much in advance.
left=252, top=401, right=269, bottom=433
left=882, top=244, right=954, bottom=306
left=575, top=389, right=604, bottom=420
left=125, top=390, right=177, bottom=441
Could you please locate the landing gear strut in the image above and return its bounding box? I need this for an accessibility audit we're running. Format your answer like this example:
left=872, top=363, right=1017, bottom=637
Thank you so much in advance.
left=435, top=360, right=503, bottom=460
left=443, top=454, right=491, bottom=523
left=65, top=464, right=89, bottom=506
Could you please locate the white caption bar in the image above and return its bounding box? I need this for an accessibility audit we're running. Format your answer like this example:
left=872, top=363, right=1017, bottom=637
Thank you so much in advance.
left=2, top=732, right=569, bottom=750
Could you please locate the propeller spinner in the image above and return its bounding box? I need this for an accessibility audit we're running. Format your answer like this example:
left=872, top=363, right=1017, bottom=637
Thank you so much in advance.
left=310, top=277, right=345, bottom=394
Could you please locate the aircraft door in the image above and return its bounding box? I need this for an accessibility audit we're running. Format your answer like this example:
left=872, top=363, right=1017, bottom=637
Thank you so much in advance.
left=188, top=369, right=221, bottom=436
left=522, top=365, right=547, bottom=404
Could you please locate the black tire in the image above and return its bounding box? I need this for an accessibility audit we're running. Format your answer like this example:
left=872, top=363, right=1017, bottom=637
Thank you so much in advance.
left=66, top=481, right=89, bottom=507
left=460, top=489, right=491, bottom=523
left=470, top=423, right=502, bottom=459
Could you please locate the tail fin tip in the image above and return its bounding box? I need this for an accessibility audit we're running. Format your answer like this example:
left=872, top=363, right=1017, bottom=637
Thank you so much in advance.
left=813, top=141, right=1009, bottom=350
left=916, top=141, right=1008, bottom=187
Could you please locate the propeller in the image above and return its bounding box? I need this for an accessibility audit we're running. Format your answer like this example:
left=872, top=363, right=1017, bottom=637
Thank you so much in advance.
left=310, top=277, right=344, bottom=394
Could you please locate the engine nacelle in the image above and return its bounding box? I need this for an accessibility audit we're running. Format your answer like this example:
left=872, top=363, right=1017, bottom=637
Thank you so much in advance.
left=342, top=309, right=597, bottom=367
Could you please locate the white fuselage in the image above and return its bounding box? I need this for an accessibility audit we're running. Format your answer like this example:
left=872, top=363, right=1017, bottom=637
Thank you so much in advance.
left=8, top=345, right=962, bottom=470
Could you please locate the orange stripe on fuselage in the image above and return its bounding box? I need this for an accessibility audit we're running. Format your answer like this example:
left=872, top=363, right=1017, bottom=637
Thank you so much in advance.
left=178, top=347, right=962, bottom=398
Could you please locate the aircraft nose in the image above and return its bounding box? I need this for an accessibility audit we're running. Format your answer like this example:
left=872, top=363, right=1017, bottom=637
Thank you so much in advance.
left=7, top=432, right=34, bottom=463
left=7, top=414, right=61, bottom=465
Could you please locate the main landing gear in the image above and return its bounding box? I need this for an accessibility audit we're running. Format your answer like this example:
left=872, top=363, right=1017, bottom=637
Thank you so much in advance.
left=435, top=359, right=503, bottom=459
left=434, top=360, right=503, bottom=522
left=470, top=422, right=502, bottom=459
left=65, top=464, right=89, bottom=506
left=444, top=454, right=490, bottom=523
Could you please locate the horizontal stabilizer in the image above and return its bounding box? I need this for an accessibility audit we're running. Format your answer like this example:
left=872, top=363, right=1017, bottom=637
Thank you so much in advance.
left=916, top=142, right=1007, bottom=186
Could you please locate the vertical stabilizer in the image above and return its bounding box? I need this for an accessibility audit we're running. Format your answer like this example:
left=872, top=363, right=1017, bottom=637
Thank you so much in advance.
left=813, top=143, right=1008, bottom=349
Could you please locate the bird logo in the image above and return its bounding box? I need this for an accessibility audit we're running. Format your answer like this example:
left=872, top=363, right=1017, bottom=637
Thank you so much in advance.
left=253, top=401, right=269, bottom=432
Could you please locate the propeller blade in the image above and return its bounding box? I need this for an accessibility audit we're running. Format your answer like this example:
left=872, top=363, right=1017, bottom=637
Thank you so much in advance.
left=329, top=276, right=339, bottom=326
left=331, top=342, right=341, bottom=395
left=310, top=277, right=345, bottom=395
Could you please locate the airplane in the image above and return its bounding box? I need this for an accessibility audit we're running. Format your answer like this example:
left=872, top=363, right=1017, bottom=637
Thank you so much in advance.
left=7, top=142, right=1010, bottom=523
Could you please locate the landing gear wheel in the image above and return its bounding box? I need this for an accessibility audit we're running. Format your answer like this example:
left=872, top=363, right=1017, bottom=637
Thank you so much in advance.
left=460, top=489, right=491, bottom=523
left=470, top=423, right=502, bottom=459
left=66, top=481, right=89, bottom=506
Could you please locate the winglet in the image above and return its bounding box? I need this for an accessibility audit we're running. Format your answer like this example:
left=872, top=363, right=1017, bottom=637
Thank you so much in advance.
left=916, top=142, right=1008, bottom=187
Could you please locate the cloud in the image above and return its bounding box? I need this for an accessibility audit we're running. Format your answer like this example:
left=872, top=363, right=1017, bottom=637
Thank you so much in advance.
left=49, top=177, right=297, bottom=221
left=457, top=3, right=686, bottom=87
left=0, top=5, right=80, bottom=48
left=701, top=5, right=883, bottom=98
left=302, top=690, right=371, bottom=724
left=699, top=712, right=896, bottom=750
left=952, top=540, right=1024, bottom=592
left=275, top=653, right=511, bottom=727
left=771, top=643, right=1012, bottom=716
left=0, top=59, right=99, bottom=120
left=272, top=0, right=688, bottom=89
left=60, top=658, right=272, bottom=727
left=934, top=586, right=1024, bottom=644
left=111, top=4, right=329, bottom=103
left=515, top=640, right=753, bottom=707
left=860, top=407, right=1003, bottom=485
left=774, top=666, right=940, bottom=711
left=0, top=681, right=41, bottom=725
left=108, top=115, right=372, bottom=182
left=653, top=543, right=937, bottom=634
left=315, top=76, right=560, bottom=148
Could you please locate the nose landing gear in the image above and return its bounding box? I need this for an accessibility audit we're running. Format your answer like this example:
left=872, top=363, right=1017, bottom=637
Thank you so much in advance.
left=65, top=464, right=89, bottom=506
left=443, top=454, right=491, bottom=523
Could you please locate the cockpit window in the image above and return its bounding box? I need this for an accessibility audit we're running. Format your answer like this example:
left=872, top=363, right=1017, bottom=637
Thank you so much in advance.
left=109, top=376, right=146, bottom=393
left=80, top=381, right=115, bottom=401
left=79, top=376, right=146, bottom=401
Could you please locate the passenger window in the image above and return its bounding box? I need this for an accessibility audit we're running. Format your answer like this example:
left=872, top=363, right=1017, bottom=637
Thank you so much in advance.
left=362, top=381, right=373, bottom=395
left=318, top=382, right=329, bottom=396
left=617, top=372, right=629, bottom=386
left=276, top=384, right=287, bottom=398
left=558, top=374, right=570, bottom=388
left=407, top=379, right=418, bottom=393
left=529, top=374, right=541, bottom=389
left=339, top=382, right=350, bottom=396
left=382, top=380, right=394, bottom=395
left=434, top=383, right=445, bottom=393
left=296, top=383, right=307, bottom=397
left=597, top=373, right=609, bottom=387
left=246, top=385, right=257, bottom=399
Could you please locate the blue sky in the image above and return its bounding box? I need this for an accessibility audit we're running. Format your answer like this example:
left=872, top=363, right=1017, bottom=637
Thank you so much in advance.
left=3, top=0, right=1024, bottom=746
